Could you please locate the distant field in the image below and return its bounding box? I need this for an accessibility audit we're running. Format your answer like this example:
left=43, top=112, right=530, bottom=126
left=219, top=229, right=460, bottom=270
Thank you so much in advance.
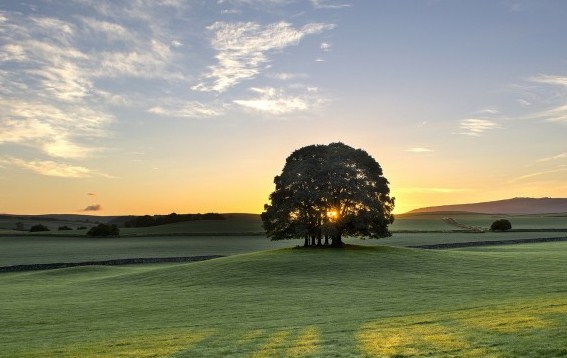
left=0, top=217, right=94, bottom=234
left=0, top=214, right=262, bottom=236
left=1, top=243, right=565, bottom=357
left=391, top=212, right=567, bottom=231
left=121, top=213, right=264, bottom=235
left=2, top=231, right=566, bottom=267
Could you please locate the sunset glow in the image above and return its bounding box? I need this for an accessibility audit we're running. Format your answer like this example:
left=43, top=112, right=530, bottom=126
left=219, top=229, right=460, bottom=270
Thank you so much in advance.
left=0, top=1, right=566, bottom=215
left=327, top=210, right=339, bottom=221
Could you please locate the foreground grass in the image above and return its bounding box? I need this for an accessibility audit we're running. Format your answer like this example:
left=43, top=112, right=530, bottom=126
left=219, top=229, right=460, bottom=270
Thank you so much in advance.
left=1, top=242, right=566, bottom=357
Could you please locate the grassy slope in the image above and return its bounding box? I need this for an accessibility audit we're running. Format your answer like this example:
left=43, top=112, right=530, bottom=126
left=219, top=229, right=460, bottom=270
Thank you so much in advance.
left=1, top=243, right=566, bottom=357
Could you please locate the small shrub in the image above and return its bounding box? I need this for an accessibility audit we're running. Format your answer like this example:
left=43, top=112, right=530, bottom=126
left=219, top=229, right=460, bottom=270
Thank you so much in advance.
left=58, top=226, right=73, bottom=231
left=30, top=224, right=50, bottom=232
left=77, top=226, right=88, bottom=230
left=86, top=223, right=120, bottom=237
left=490, top=219, right=512, bottom=232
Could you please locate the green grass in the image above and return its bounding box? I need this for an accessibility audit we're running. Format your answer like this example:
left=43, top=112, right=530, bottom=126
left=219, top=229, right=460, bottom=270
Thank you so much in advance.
left=376, top=231, right=567, bottom=247
left=3, top=231, right=566, bottom=267
left=1, top=242, right=566, bottom=357
left=0, top=235, right=292, bottom=266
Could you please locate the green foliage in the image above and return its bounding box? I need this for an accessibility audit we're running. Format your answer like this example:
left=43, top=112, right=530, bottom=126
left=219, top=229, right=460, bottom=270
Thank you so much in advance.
left=58, top=225, right=73, bottom=231
left=491, top=219, right=512, bottom=231
left=29, top=224, right=50, bottom=232
left=262, top=142, right=395, bottom=247
left=86, top=223, right=120, bottom=237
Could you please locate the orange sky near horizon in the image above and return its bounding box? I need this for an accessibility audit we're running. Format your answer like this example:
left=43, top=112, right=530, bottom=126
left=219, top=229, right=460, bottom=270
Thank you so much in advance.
left=3, top=137, right=565, bottom=216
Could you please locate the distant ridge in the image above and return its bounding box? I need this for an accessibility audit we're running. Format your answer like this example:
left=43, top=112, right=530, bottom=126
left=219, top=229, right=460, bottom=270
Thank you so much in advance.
left=407, top=197, right=567, bottom=215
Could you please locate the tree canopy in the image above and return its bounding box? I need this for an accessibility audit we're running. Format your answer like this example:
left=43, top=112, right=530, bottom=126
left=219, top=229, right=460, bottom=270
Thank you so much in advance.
left=490, top=219, right=512, bottom=232
left=86, top=223, right=120, bottom=237
left=261, top=142, right=395, bottom=247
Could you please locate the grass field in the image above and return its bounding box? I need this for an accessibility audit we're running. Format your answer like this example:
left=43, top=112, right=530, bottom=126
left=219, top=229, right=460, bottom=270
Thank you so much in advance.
left=1, top=212, right=565, bottom=356
left=1, top=242, right=566, bottom=357
left=0, top=235, right=289, bottom=266
left=1, top=211, right=565, bottom=268
left=2, top=231, right=566, bottom=267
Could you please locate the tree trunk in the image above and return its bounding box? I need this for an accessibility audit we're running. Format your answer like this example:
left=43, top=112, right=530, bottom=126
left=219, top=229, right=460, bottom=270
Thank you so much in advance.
left=304, top=237, right=309, bottom=247
left=317, top=236, right=322, bottom=246
left=332, top=234, right=344, bottom=247
left=311, top=236, right=316, bottom=246
left=324, top=235, right=329, bottom=246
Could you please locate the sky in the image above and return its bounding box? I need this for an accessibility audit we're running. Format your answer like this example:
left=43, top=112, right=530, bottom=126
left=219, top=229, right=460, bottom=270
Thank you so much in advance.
left=1, top=0, right=566, bottom=215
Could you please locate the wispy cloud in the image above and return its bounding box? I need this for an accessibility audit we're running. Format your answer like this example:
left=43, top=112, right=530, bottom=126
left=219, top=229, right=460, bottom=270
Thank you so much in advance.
left=531, top=74, right=567, bottom=87
left=148, top=101, right=224, bottom=118
left=310, top=0, right=351, bottom=9
left=476, top=108, right=500, bottom=115
left=0, top=5, right=192, bottom=167
left=193, top=21, right=335, bottom=92
left=217, top=0, right=292, bottom=7
left=0, top=100, right=112, bottom=158
left=407, top=147, right=434, bottom=153
left=459, top=118, right=500, bottom=136
left=510, top=167, right=567, bottom=183
left=538, top=152, right=567, bottom=162
left=320, top=42, right=332, bottom=51
left=234, top=86, right=324, bottom=114
left=96, top=40, right=183, bottom=80
left=536, top=104, right=567, bottom=123
left=270, top=72, right=307, bottom=81
left=82, top=204, right=102, bottom=212
left=0, top=157, right=108, bottom=178
left=527, top=75, right=567, bottom=123
left=79, top=16, right=132, bottom=42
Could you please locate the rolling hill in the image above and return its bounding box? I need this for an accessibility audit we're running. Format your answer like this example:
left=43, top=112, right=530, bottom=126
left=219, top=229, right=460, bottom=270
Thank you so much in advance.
left=1, top=244, right=566, bottom=357
left=407, top=197, right=567, bottom=215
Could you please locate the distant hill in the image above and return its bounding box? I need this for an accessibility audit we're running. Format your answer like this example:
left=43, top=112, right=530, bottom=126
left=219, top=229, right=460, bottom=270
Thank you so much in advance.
left=407, top=197, right=567, bottom=215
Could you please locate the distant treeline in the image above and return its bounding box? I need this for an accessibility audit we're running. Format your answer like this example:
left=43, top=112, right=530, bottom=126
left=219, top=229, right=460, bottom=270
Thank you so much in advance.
left=123, top=213, right=225, bottom=228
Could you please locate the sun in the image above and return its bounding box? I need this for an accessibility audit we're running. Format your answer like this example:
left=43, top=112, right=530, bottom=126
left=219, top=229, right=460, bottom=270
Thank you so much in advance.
left=327, top=209, right=339, bottom=221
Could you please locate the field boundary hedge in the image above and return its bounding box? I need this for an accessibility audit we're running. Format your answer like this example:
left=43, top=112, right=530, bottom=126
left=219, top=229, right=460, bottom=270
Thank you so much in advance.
left=0, top=255, right=224, bottom=273
left=409, top=236, right=567, bottom=249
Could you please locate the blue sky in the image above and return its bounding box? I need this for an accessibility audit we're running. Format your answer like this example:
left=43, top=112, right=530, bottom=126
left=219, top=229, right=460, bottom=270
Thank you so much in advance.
left=0, top=0, right=566, bottom=214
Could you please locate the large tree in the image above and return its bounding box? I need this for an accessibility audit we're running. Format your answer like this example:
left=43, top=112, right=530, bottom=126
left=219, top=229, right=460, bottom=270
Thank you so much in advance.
left=262, top=142, right=395, bottom=247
